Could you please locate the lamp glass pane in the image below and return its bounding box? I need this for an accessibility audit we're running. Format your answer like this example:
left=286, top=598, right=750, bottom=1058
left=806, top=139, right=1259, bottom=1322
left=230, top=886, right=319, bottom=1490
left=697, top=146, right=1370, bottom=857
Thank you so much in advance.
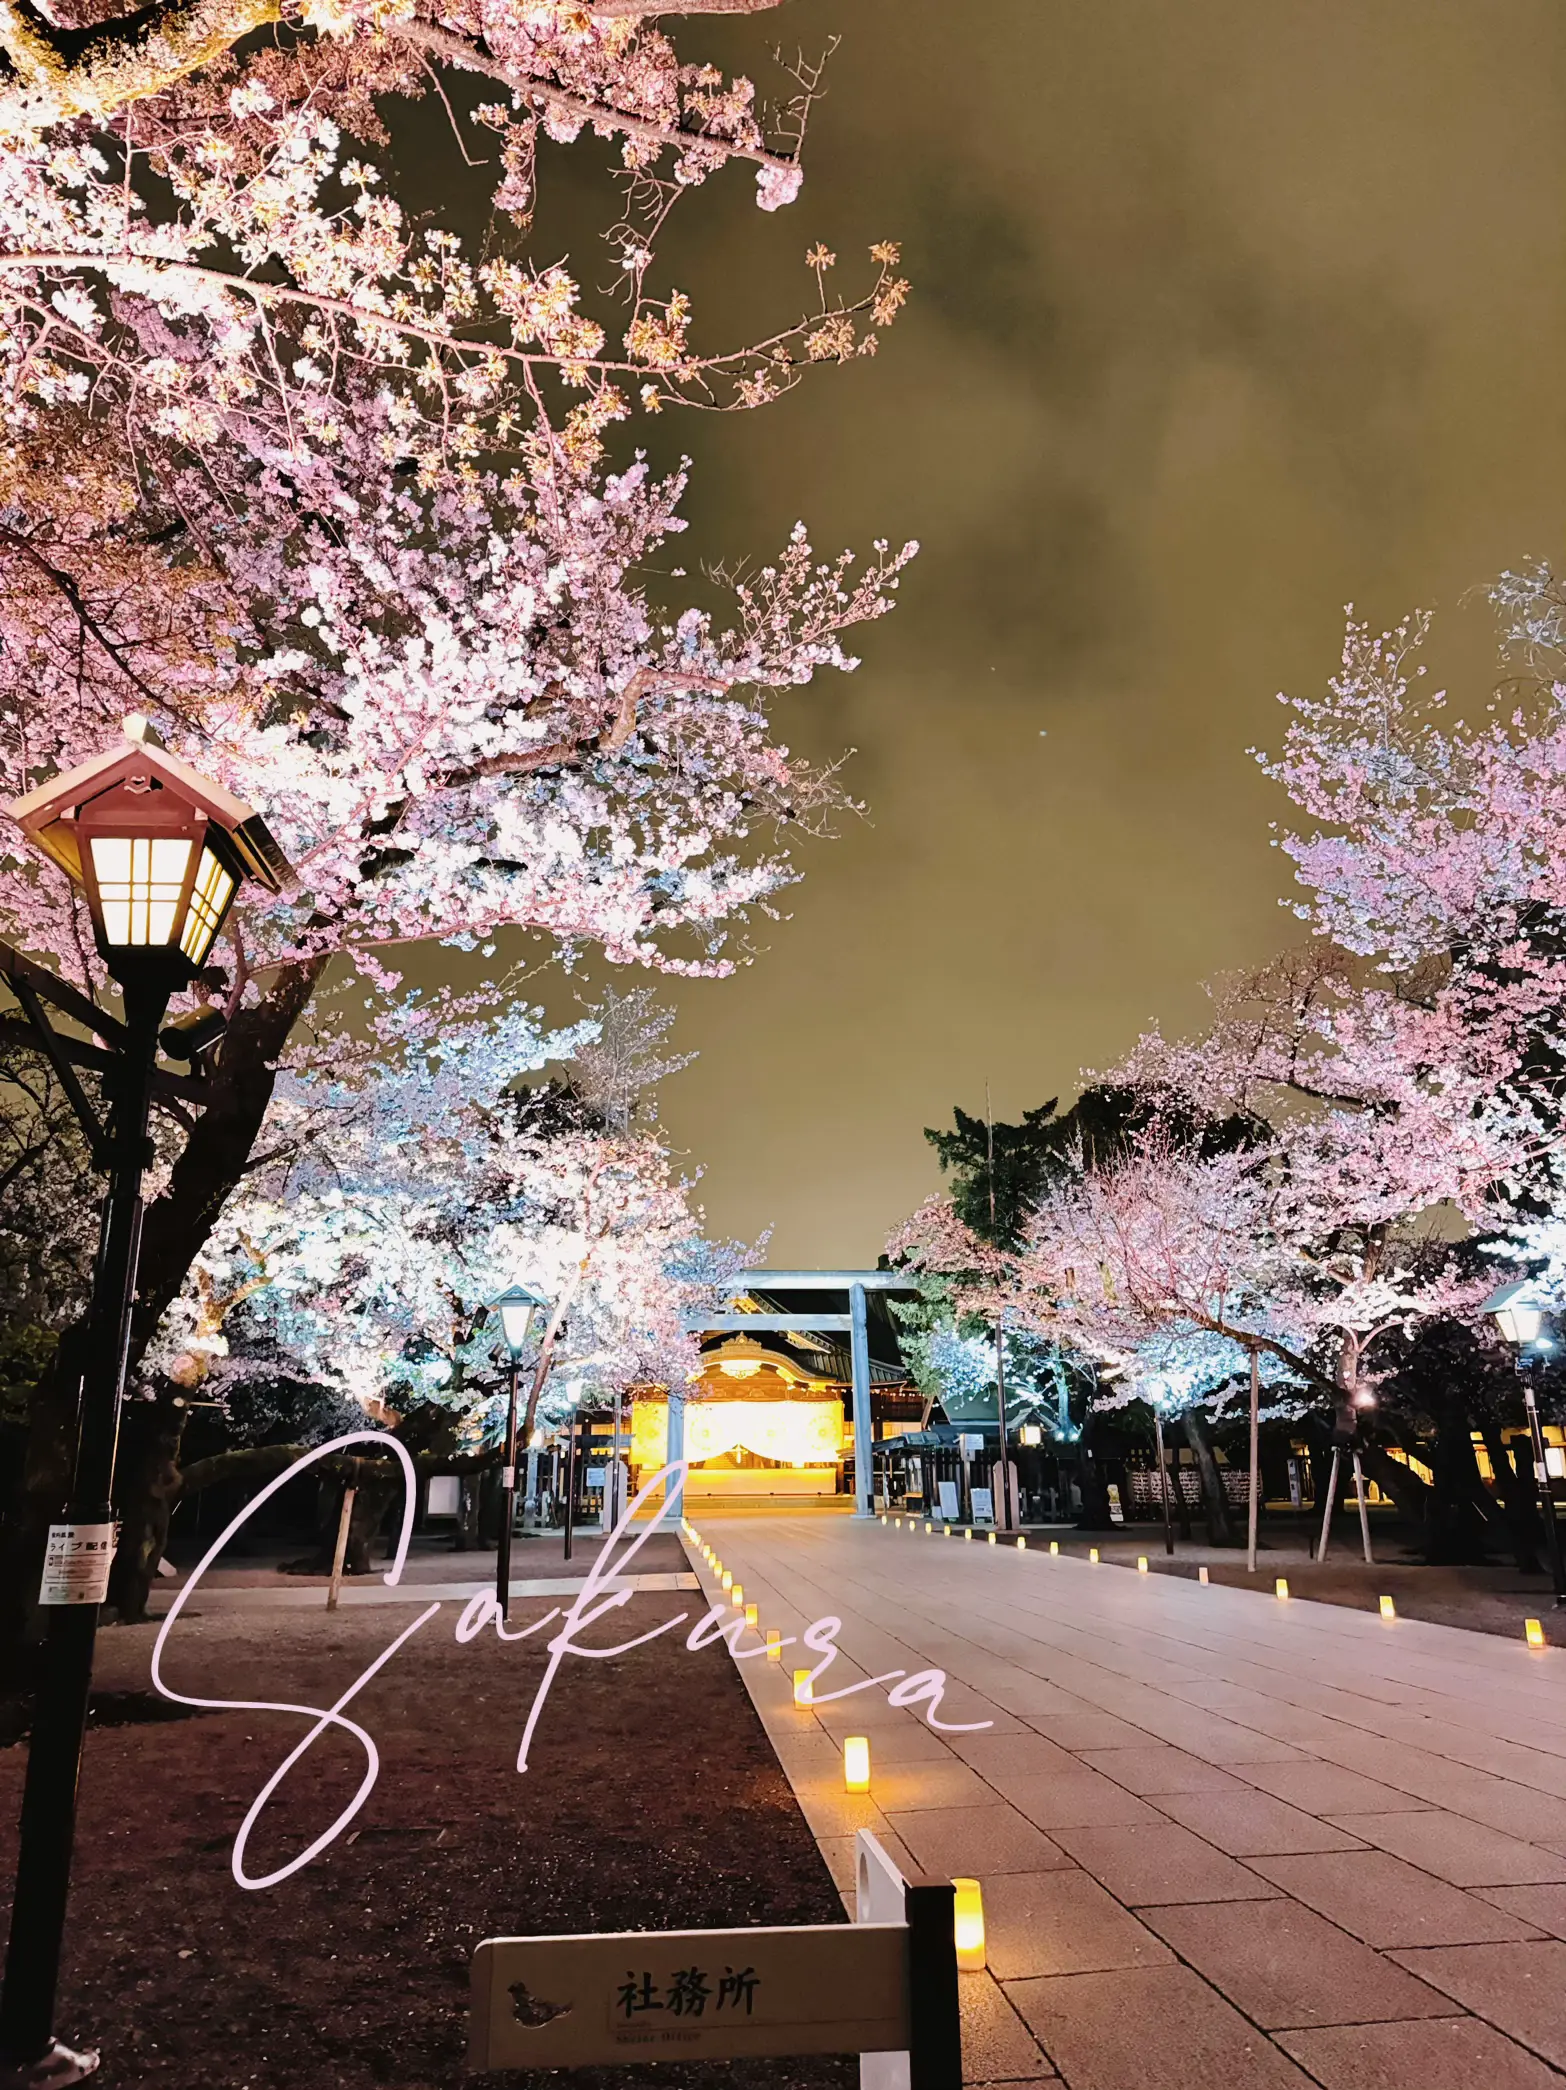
left=90, top=833, right=193, bottom=946
left=180, top=846, right=236, bottom=962
left=499, top=1301, right=535, bottom=1352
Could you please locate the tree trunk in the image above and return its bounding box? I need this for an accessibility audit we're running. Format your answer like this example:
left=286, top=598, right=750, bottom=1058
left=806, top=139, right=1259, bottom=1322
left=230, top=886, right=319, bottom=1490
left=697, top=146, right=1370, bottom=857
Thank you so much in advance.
left=1354, top=1441, right=1433, bottom=1541
left=1478, top=1417, right=1543, bottom=1575
left=1422, top=1388, right=1496, bottom=1565
left=105, top=1393, right=192, bottom=1625
left=0, top=959, right=325, bottom=1689
left=1182, top=1407, right=1235, bottom=1546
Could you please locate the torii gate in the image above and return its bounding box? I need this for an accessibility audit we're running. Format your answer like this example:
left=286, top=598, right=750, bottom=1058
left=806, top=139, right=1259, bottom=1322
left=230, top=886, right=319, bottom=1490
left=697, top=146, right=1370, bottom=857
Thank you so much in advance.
left=679, top=1269, right=920, bottom=1519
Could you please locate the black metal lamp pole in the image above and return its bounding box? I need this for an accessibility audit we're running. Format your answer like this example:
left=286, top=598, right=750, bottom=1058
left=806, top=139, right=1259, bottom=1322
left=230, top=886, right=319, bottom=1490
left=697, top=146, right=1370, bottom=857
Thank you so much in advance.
left=496, top=1351, right=520, bottom=1621
left=0, top=720, right=291, bottom=2084
left=0, top=981, right=165, bottom=2077
left=1522, top=1365, right=1566, bottom=1606
left=488, top=1285, right=544, bottom=1622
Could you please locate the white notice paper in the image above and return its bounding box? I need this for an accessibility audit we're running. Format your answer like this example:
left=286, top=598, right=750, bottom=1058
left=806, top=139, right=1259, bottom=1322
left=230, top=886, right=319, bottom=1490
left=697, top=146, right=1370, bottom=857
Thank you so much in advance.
left=937, top=1481, right=959, bottom=1523
left=1107, top=1483, right=1125, bottom=1525
left=40, top=1522, right=116, bottom=1606
left=970, top=1487, right=994, bottom=1526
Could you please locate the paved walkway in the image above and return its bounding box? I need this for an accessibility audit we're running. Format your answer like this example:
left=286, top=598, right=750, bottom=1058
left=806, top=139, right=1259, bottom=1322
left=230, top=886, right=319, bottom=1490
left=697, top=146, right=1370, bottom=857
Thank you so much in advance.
left=688, top=1514, right=1566, bottom=2090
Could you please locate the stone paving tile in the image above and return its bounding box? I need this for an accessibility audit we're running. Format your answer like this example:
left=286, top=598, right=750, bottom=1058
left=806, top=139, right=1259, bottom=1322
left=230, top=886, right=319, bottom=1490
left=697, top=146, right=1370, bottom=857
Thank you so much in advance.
left=1118, top=1709, right=1308, bottom=1766
left=958, top=1971, right=1058, bottom=2083
left=1139, top=1899, right=1458, bottom=2029
left=1234, top=1759, right=1436, bottom=1816
left=1325, top=1808, right=1566, bottom=1888
left=863, top=1759, right=994, bottom=1812
left=1154, top=1789, right=1367, bottom=1857
left=1023, top=1710, right=1161, bottom=1750
left=1051, top=1820, right=1281, bottom=1906
left=811, top=1716, right=953, bottom=1763
left=982, top=1869, right=1175, bottom=1980
left=1275, top=2015, right=1562, bottom=2090
left=1249, top=1851, right=1546, bottom=1949
left=949, top=1730, right=1080, bottom=1779
left=1390, top=1940, right=1566, bottom=2071
left=1477, top=1885, right=1566, bottom=1939
left=1006, top=1964, right=1313, bottom=2090
left=883, top=1804, right=1070, bottom=1878
left=790, top=1780, right=886, bottom=1841
left=1079, top=1745, right=1248, bottom=1795
left=990, top=1765, right=1162, bottom=1831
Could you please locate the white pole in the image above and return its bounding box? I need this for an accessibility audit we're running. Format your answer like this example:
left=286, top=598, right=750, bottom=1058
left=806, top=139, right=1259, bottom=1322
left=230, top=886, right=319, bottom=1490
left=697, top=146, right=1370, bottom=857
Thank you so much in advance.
left=1317, top=1446, right=1340, bottom=1563
left=1352, top=1448, right=1374, bottom=1563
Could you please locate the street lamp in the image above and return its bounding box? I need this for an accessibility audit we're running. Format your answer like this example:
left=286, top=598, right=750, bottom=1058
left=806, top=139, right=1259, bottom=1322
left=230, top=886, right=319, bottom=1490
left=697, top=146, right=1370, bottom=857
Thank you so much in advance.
left=1483, top=1279, right=1565, bottom=1605
left=1, top=718, right=288, bottom=2086
left=492, top=1282, right=547, bottom=1620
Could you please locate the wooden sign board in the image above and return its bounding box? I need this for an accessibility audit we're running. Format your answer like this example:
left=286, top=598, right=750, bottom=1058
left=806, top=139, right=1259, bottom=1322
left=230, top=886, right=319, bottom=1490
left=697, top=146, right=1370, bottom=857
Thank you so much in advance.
left=469, top=1922, right=909, bottom=2071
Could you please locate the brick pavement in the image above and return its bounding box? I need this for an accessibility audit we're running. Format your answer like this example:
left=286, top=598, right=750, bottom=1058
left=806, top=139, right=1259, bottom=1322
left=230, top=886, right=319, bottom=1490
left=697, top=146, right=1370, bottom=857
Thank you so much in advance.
left=686, top=1513, right=1566, bottom=2090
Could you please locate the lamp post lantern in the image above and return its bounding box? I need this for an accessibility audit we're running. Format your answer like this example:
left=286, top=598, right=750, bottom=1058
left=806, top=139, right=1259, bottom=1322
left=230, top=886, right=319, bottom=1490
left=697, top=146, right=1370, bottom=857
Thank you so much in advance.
left=492, top=1283, right=547, bottom=1620
left=1483, top=1280, right=1566, bottom=1606
left=0, top=719, right=288, bottom=2086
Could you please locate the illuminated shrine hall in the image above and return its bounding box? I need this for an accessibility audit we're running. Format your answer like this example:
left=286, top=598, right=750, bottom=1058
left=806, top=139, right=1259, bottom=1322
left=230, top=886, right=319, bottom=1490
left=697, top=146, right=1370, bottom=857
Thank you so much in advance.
left=631, top=1279, right=924, bottom=1503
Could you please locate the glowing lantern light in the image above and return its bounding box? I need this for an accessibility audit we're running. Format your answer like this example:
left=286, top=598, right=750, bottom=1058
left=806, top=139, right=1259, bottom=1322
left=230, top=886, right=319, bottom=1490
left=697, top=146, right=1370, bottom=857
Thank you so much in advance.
left=986, top=1532, right=996, bottom=1547
left=952, top=1878, right=986, bottom=1970
left=721, top=1571, right=733, bottom=1591
left=1049, top=1541, right=1059, bottom=1556
left=924, top=1521, right=932, bottom=1534
left=731, top=1584, right=744, bottom=1608
left=843, top=1736, right=871, bottom=1792
left=9, top=716, right=289, bottom=982
left=1199, top=1566, right=1210, bottom=1584
left=1016, top=1536, right=1027, bottom=1550
left=1379, top=1595, right=1396, bottom=1620
left=1275, top=1578, right=1289, bottom=1601
left=1089, top=1548, right=1099, bottom=1564
left=964, top=1529, right=972, bottom=1542
left=1527, top=1617, right=1547, bottom=1648
left=793, top=1669, right=813, bottom=1705
left=766, top=1629, right=782, bottom=1662
left=745, top=1604, right=758, bottom=1628
left=1137, top=1557, right=1149, bottom=1575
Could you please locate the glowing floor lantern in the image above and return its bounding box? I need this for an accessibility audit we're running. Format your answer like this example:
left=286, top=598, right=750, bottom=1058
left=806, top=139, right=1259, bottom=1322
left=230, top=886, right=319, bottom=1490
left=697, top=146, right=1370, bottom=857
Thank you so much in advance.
left=766, top=1629, right=782, bottom=1662
left=731, top=1584, right=744, bottom=1608
left=1379, top=1595, right=1396, bottom=1620
left=1275, top=1578, right=1290, bottom=1601
left=1137, top=1557, right=1149, bottom=1575
left=843, top=1736, right=871, bottom=1793
left=1016, top=1536, right=1027, bottom=1551
left=1199, top=1566, right=1210, bottom=1584
left=1527, top=1617, right=1547, bottom=1648
left=986, top=1532, right=996, bottom=1547
left=952, top=1878, right=986, bottom=1971
left=1089, top=1547, right=1099, bottom=1565
left=1049, top=1541, right=1059, bottom=1557
left=745, top=1603, right=758, bottom=1628
left=721, top=1570, right=733, bottom=1591
left=793, top=1669, right=813, bottom=1706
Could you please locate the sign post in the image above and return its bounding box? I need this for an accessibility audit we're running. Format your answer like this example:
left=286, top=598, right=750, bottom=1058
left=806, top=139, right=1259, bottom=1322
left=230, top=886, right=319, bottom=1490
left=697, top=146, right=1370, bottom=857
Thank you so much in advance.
left=469, top=1832, right=960, bottom=2086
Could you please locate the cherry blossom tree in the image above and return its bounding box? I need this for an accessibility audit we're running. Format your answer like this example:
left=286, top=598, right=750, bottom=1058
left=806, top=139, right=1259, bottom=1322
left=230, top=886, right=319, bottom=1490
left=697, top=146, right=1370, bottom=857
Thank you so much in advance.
left=0, top=0, right=915, bottom=1654
left=106, top=985, right=736, bottom=1609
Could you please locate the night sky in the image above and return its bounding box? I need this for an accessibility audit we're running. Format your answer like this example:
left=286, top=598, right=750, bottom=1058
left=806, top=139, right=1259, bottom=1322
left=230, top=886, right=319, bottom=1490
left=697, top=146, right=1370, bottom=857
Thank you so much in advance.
left=528, top=2, right=1566, bottom=1265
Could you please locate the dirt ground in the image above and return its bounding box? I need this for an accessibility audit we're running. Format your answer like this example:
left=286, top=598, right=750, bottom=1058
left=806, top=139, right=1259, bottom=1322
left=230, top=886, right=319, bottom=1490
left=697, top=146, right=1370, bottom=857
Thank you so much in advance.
left=0, top=1534, right=853, bottom=2090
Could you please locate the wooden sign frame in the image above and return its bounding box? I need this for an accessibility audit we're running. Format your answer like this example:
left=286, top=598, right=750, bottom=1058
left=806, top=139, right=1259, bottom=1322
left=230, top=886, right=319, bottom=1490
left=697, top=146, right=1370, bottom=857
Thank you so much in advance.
left=468, top=1833, right=960, bottom=2086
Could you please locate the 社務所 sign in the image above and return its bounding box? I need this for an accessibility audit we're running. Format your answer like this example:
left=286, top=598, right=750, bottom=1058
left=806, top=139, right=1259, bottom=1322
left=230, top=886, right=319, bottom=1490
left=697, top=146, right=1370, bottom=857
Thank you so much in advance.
left=469, top=1923, right=908, bottom=2070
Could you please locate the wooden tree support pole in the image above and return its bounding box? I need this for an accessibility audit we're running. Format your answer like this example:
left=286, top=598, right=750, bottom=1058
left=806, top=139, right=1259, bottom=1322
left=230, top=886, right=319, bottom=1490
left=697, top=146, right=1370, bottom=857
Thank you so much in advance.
left=327, top=1485, right=356, bottom=1611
